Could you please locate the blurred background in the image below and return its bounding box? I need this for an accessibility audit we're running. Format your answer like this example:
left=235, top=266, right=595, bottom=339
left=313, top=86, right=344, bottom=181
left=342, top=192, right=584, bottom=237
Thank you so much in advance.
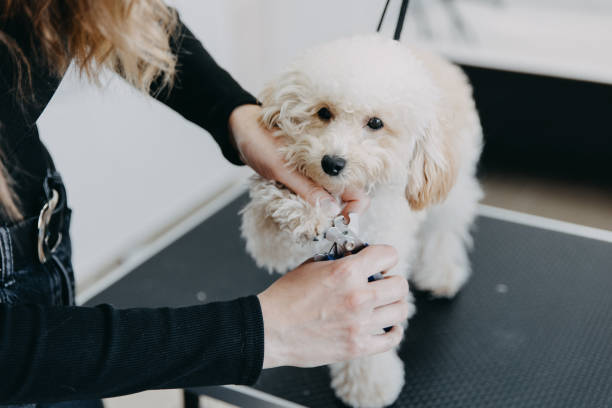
left=37, top=0, right=611, bottom=311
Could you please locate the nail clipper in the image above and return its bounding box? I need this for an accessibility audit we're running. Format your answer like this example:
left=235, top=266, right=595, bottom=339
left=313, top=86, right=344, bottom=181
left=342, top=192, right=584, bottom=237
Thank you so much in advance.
left=314, top=216, right=383, bottom=282
left=314, top=215, right=390, bottom=331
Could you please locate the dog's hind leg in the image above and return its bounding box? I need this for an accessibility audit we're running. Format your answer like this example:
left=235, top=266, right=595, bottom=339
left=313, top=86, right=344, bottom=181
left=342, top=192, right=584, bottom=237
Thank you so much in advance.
left=411, top=174, right=482, bottom=298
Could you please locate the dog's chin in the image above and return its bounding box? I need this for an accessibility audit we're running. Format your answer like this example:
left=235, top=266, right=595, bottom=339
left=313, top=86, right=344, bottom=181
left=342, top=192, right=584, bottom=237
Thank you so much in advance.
left=301, top=172, right=346, bottom=196
left=299, top=164, right=373, bottom=197
left=310, top=175, right=367, bottom=198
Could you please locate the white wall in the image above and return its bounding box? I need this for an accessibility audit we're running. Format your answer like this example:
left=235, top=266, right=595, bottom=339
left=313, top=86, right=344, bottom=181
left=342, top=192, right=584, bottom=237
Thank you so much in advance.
left=36, top=0, right=612, bottom=293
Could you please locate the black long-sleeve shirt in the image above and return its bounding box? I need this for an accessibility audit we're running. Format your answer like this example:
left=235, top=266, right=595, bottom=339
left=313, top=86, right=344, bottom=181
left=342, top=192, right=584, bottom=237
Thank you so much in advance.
left=0, top=12, right=264, bottom=405
left=1, top=298, right=264, bottom=404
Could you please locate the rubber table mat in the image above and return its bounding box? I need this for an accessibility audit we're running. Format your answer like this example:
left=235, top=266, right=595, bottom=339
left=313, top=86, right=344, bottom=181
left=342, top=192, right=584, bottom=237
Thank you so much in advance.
left=88, top=194, right=612, bottom=407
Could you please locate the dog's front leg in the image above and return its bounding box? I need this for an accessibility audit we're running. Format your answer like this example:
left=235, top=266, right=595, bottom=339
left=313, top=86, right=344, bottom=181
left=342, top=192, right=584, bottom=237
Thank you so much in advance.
left=330, top=349, right=406, bottom=408
left=328, top=289, right=414, bottom=408
left=240, top=176, right=333, bottom=273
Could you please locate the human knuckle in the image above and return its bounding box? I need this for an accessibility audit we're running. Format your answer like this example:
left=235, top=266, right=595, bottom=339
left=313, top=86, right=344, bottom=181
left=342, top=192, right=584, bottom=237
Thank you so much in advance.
left=400, top=302, right=411, bottom=321
left=394, top=330, right=404, bottom=346
left=347, top=322, right=362, bottom=338
left=332, top=261, right=353, bottom=280
left=388, top=275, right=407, bottom=294
left=398, top=277, right=409, bottom=294
left=386, top=246, right=399, bottom=265
left=346, top=330, right=363, bottom=357
left=345, top=291, right=367, bottom=312
left=371, top=287, right=382, bottom=304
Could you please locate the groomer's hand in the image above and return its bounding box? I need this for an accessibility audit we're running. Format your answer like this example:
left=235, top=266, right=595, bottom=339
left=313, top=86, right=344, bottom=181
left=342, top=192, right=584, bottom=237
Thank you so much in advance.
left=229, top=104, right=369, bottom=219
left=257, top=245, right=409, bottom=368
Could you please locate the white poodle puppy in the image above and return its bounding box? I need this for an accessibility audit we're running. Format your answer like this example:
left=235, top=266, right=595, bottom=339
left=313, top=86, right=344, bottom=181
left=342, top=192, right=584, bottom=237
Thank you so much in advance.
left=241, top=35, right=483, bottom=408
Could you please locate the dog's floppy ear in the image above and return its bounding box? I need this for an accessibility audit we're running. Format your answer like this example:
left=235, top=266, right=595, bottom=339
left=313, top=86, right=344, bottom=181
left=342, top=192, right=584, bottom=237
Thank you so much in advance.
left=405, top=120, right=457, bottom=210
left=258, top=69, right=313, bottom=132
left=259, top=82, right=281, bottom=130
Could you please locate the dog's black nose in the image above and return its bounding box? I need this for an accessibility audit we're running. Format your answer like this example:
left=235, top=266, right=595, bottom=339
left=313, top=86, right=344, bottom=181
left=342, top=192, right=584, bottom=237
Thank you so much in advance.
left=321, top=155, right=346, bottom=176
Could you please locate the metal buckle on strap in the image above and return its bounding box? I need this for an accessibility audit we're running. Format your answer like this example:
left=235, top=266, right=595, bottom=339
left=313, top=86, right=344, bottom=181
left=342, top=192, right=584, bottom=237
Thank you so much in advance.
left=37, top=189, right=62, bottom=263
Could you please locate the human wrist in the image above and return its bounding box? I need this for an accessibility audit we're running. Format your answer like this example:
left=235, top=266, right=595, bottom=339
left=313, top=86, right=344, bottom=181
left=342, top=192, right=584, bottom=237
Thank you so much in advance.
left=228, top=104, right=260, bottom=162
left=257, top=292, right=289, bottom=369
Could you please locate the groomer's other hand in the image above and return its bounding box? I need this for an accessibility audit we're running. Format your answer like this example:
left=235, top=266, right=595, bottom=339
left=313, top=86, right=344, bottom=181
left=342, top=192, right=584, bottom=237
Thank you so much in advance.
left=257, top=245, right=409, bottom=369
left=229, top=104, right=369, bottom=219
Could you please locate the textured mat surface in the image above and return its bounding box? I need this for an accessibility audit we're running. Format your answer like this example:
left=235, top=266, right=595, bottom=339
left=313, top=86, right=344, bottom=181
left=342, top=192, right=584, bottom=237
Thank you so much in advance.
left=89, top=194, right=612, bottom=407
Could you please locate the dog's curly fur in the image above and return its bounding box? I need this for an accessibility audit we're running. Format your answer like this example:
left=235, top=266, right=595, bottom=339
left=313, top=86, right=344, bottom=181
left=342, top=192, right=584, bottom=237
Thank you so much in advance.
left=241, top=35, right=483, bottom=408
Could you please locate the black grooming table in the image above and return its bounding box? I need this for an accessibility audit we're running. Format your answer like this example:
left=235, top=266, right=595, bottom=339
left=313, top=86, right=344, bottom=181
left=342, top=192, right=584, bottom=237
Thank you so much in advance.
left=87, top=193, right=612, bottom=407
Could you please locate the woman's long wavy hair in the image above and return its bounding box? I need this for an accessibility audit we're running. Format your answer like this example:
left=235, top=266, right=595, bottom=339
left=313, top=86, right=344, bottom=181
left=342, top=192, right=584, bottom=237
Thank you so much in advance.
left=0, top=0, right=178, bottom=221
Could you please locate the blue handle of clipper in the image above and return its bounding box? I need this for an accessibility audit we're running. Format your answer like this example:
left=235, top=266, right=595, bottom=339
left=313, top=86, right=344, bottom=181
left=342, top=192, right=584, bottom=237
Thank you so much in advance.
left=349, top=243, right=391, bottom=333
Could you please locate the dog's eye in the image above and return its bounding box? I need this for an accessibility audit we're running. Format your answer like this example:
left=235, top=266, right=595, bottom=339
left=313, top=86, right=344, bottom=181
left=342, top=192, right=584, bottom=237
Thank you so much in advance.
left=317, top=107, right=332, bottom=121
left=367, top=117, right=384, bottom=130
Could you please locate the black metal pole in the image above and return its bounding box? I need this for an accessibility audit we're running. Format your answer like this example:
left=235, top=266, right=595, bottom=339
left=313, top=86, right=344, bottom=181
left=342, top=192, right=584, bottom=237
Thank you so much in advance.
left=377, top=0, right=392, bottom=32
left=393, top=0, right=410, bottom=40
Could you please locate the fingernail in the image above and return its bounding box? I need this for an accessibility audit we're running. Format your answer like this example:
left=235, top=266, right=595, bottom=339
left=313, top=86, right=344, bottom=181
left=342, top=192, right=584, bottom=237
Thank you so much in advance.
left=321, top=199, right=341, bottom=217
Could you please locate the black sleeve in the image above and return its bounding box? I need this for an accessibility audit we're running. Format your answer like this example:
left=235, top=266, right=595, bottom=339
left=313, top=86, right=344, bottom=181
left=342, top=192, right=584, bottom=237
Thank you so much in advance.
left=0, top=296, right=264, bottom=405
left=151, top=16, right=257, bottom=165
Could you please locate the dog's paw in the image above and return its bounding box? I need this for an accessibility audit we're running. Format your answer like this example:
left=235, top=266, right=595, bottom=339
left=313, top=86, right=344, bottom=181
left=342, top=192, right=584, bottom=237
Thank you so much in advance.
left=412, top=258, right=470, bottom=298
left=253, top=186, right=334, bottom=243
left=277, top=199, right=334, bottom=243
left=300, top=205, right=335, bottom=242
left=330, top=351, right=404, bottom=408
